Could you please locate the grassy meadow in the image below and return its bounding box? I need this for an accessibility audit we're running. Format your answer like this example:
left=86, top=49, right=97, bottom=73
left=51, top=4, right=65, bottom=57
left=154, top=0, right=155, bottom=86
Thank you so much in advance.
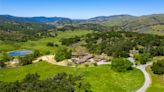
left=146, top=66, right=164, bottom=92
left=0, top=61, right=144, bottom=92
left=0, top=30, right=92, bottom=54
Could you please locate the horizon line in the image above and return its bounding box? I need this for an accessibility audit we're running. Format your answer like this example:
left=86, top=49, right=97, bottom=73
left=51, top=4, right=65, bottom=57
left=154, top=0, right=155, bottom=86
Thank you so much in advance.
left=0, top=13, right=164, bottom=20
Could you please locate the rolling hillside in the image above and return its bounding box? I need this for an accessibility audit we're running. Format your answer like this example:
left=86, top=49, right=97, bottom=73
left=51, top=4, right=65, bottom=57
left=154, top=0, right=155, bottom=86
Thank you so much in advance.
left=1, top=14, right=164, bottom=35
left=103, top=14, right=164, bottom=34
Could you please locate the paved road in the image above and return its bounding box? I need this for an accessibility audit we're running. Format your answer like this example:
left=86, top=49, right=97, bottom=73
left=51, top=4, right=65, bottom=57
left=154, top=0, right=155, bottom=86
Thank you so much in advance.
left=128, top=57, right=152, bottom=92
left=136, top=62, right=152, bottom=92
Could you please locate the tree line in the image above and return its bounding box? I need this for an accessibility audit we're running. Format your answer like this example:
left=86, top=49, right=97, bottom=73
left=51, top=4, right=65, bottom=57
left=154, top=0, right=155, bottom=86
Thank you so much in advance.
left=0, top=72, right=92, bottom=92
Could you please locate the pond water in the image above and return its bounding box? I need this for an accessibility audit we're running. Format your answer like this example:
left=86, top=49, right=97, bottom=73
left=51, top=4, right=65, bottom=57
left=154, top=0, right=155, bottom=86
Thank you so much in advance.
left=8, top=50, right=33, bottom=57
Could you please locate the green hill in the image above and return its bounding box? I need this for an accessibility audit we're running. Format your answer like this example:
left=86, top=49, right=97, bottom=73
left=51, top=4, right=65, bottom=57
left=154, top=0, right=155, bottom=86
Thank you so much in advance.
left=103, top=14, right=164, bottom=35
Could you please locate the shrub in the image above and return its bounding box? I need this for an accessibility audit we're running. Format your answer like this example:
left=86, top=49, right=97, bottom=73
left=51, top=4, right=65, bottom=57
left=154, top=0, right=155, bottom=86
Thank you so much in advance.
left=1, top=53, right=13, bottom=62
left=33, top=50, right=41, bottom=58
left=54, top=44, right=59, bottom=47
left=150, top=47, right=164, bottom=56
left=38, top=59, right=43, bottom=62
left=151, top=59, right=164, bottom=74
left=67, top=62, right=73, bottom=66
left=60, top=36, right=81, bottom=46
left=0, top=61, right=5, bottom=68
left=18, top=54, right=33, bottom=66
left=45, top=51, right=51, bottom=55
left=55, top=47, right=72, bottom=62
left=111, top=58, right=133, bottom=72
left=134, top=53, right=150, bottom=64
left=46, top=42, right=54, bottom=47
left=84, top=64, right=89, bottom=67
left=93, top=62, right=98, bottom=66
left=112, top=51, right=129, bottom=58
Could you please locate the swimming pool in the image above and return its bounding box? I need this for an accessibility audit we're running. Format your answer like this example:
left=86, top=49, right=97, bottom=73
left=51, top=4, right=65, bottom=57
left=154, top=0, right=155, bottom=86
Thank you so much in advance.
left=8, top=50, right=33, bottom=57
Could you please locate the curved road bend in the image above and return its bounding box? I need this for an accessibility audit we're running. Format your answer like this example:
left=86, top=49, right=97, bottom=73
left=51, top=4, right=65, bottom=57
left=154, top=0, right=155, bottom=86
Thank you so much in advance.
left=136, top=62, right=152, bottom=92
left=128, top=57, right=152, bottom=92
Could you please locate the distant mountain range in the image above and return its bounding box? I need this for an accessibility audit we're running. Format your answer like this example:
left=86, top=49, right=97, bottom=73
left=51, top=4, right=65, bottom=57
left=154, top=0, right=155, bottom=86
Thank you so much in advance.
left=88, top=15, right=136, bottom=22
left=0, top=14, right=136, bottom=24
left=0, top=15, right=71, bottom=23
left=0, top=14, right=164, bottom=34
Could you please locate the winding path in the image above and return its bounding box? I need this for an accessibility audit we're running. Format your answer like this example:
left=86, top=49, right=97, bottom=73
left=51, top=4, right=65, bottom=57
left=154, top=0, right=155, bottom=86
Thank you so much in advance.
left=136, top=62, right=152, bottom=92
left=128, top=57, right=152, bottom=92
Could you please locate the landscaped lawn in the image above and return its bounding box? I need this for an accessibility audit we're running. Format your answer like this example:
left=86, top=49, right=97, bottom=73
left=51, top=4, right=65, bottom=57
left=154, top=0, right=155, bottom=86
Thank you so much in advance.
left=0, top=62, right=144, bottom=92
left=146, top=66, right=164, bottom=92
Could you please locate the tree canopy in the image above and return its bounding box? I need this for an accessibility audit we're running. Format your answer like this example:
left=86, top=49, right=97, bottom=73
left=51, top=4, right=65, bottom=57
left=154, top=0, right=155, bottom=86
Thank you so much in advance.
left=151, top=59, right=164, bottom=75
left=134, top=53, right=150, bottom=64
left=0, top=72, right=92, bottom=92
left=111, top=58, right=133, bottom=72
left=55, top=47, right=72, bottom=62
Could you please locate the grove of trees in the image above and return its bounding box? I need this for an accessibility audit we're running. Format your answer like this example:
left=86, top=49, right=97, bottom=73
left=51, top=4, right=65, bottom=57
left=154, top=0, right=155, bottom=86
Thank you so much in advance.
left=0, top=61, right=5, bottom=68
left=0, top=21, right=56, bottom=42
left=18, top=50, right=41, bottom=66
left=151, top=59, right=164, bottom=75
left=60, top=36, right=81, bottom=46
left=111, top=58, right=133, bottom=72
left=60, top=31, right=164, bottom=59
left=0, top=72, right=92, bottom=92
left=0, top=53, right=13, bottom=62
left=55, top=47, right=72, bottom=62
left=134, top=53, right=150, bottom=64
left=18, top=54, right=33, bottom=66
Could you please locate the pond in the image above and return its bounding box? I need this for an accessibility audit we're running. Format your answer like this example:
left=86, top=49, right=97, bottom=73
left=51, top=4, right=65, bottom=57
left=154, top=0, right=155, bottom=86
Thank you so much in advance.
left=8, top=50, right=33, bottom=57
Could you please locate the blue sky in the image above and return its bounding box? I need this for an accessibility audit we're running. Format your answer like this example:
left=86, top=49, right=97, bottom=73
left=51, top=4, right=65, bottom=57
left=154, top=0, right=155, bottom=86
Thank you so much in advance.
left=0, top=0, right=164, bottom=19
